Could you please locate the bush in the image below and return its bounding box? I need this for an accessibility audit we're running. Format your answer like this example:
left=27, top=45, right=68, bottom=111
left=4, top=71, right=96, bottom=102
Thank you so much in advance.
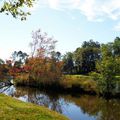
left=89, top=72, right=100, bottom=81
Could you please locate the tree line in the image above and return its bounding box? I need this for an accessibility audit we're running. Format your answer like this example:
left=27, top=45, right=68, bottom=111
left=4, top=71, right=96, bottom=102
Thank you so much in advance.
left=0, top=29, right=120, bottom=96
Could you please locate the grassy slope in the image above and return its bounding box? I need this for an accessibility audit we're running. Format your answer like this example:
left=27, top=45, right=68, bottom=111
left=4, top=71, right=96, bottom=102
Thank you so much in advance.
left=60, top=75, right=97, bottom=92
left=0, top=94, right=69, bottom=120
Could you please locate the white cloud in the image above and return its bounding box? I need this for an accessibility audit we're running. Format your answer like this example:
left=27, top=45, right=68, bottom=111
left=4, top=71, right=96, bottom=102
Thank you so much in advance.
left=101, top=0, right=120, bottom=20
left=71, top=0, right=80, bottom=9
left=78, top=0, right=96, bottom=21
left=48, top=0, right=59, bottom=9
left=30, top=0, right=120, bottom=21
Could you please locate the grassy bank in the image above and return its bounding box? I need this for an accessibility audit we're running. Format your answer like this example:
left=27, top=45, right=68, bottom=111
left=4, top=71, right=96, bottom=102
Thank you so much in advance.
left=15, top=74, right=97, bottom=94
left=14, top=74, right=120, bottom=97
left=60, top=75, right=97, bottom=93
left=0, top=94, right=69, bottom=120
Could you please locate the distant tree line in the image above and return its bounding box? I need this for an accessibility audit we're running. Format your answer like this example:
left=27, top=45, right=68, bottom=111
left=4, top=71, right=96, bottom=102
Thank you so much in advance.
left=62, top=39, right=101, bottom=74
left=0, top=29, right=120, bottom=96
left=62, top=37, right=120, bottom=96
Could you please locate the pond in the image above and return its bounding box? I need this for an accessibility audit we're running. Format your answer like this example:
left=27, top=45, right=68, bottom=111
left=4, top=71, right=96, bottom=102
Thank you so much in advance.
left=0, top=85, right=120, bottom=120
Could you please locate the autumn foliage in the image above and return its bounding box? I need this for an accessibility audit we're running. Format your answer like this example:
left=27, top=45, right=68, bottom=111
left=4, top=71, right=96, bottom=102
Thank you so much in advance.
left=14, top=29, right=63, bottom=86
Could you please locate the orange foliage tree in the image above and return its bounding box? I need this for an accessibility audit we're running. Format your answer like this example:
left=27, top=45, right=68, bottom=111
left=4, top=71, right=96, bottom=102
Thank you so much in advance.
left=16, top=29, right=63, bottom=86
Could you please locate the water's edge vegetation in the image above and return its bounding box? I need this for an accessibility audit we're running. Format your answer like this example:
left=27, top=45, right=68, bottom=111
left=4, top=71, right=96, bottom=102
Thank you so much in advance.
left=15, top=75, right=96, bottom=93
left=14, top=75, right=120, bottom=98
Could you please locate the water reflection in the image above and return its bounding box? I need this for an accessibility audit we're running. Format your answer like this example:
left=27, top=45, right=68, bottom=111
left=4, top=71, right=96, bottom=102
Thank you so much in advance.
left=0, top=85, right=120, bottom=120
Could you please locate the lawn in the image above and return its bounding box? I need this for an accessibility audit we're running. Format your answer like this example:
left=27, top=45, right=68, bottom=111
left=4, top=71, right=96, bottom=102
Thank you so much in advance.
left=0, top=94, right=69, bottom=120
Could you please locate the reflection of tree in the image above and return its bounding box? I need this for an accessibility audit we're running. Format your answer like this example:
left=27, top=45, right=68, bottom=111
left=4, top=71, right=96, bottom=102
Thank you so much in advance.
left=33, top=94, right=63, bottom=113
left=62, top=95, right=120, bottom=120
left=3, top=86, right=120, bottom=120
left=0, top=85, right=15, bottom=96
left=13, top=87, right=64, bottom=113
left=97, top=99, right=120, bottom=120
left=62, top=95, right=100, bottom=116
left=0, top=86, right=11, bottom=93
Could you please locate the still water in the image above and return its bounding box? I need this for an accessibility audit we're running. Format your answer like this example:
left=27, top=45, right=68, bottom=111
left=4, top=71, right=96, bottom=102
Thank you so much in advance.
left=0, top=85, right=120, bottom=120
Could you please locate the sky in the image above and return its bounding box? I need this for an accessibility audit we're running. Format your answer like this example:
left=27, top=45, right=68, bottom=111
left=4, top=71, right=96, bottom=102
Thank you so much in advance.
left=0, top=0, right=120, bottom=60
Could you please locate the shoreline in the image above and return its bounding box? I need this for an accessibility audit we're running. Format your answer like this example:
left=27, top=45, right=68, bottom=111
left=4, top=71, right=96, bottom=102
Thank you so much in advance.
left=0, top=93, right=69, bottom=120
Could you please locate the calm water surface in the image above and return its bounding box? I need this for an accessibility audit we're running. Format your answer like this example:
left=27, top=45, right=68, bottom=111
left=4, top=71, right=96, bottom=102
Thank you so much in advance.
left=0, top=85, right=120, bottom=120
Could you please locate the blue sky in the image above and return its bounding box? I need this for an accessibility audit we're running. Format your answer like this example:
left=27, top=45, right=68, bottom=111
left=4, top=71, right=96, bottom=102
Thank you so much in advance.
left=0, top=0, right=120, bottom=60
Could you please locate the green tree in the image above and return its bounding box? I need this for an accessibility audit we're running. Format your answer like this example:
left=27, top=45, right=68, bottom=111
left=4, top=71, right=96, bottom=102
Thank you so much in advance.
left=113, top=37, right=120, bottom=57
left=0, top=58, right=4, bottom=65
left=62, top=52, right=74, bottom=74
left=51, top=51, right=61, bottom=62
left=12, top=51, right=28, bottom=68
left=96, top=44, right=120, bottom=96
left=74, top=40, right=100, bottom=74
left=82, top=40, right=100, bottom=48
left=0, top=0, right=36, bottom=20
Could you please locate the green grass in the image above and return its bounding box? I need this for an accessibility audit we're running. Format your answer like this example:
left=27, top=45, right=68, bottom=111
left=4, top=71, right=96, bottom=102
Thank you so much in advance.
left=0, top=94, right=69, bottom=120
left=15, top=74, right=97, bottom=93
left=60, top=75, right=97, bottom=92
